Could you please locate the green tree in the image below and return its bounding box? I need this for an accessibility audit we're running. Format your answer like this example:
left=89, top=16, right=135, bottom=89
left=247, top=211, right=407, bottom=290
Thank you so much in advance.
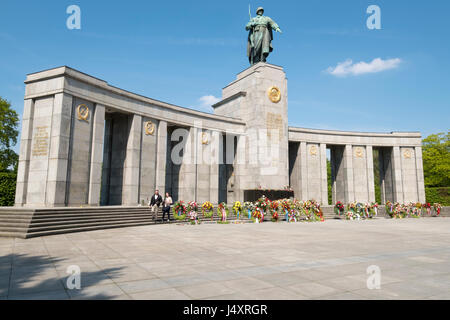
left=422, top=132, right=450, bottom=187
left=0, top=97, right=19, bottom=172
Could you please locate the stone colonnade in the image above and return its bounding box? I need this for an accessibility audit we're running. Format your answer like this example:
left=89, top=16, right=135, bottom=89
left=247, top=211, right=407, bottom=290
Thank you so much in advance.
left=288, top=128, right=425, bottom=204
left=15, top=67, right=244, bottom=207
left=14, top=65, right=426, bottom=208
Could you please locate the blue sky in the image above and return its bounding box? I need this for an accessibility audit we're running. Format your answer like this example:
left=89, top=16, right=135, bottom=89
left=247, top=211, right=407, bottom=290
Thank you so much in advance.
left=1, top=0, right=449, bottom=152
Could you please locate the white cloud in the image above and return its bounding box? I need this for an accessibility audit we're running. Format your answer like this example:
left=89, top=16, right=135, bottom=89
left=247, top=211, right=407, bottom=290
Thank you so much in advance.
left=326, top=58, right=402, bottom=77
left=195, top=95, right=221, bottom=111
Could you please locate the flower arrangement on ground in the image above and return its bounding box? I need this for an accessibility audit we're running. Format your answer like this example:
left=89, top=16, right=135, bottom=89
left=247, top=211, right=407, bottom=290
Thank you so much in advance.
left=410, top=202, right=422, bottom=218
left=334, top=201, right=345, bottom=216
left=255, top=196, right=270, bottom=213
left=305, top=200, right=324, bottom=222
left=385, top=202, right=407, bottom=219
left=201, top=201, right=214, bottom=219
left=346, top=202, right=360, bottom=220
left=370, top=202, right=379, bottom=218
left=270, top=200, right=280, bottom=222
left=172, top=201, right=187, bottom=221
left=252, top=207, right=264, bottom=223
left=232, top=201, right=243, bottom=219
left=217, top=202, right=229, bottom=222
left=423, top=202, right=432, bottom=216
left=243, top=201, right=255, bottom=219
left=187, top=201, right=199, bottom=225
left=433, top=203, right=442, bottom=216
left=280, top=199, right=292, bottom=221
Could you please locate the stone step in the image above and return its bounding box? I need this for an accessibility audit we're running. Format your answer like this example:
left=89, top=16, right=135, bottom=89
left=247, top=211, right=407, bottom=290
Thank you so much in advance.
left=30, top=212, right=157, bottom=221
left=31, top=207, right=159, bottom=215
left=0, top=217, right=33, bottom=224
left=0, top=213, right=34, bottom=219
left=25, top=221, right=176, bottom=238
left=0, top=231, right=27, bottom=239
left=27, top=218, right=162, bottom=232
left=0, top=220, right=31, bottom=228
left=29, top=216, right=159, bottom=227
left=0, top=226, right=29, bottom=233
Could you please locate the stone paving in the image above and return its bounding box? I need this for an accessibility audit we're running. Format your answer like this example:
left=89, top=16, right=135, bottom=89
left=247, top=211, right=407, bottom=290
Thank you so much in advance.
left=0, top=218, right=450, bottom=300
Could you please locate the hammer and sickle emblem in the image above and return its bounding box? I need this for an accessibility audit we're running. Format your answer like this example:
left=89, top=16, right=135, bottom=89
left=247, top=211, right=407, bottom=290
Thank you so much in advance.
left=144, top=121, right=155, bottom=135
left=76, top=104, right=89, bottom=122
left=309, top=145, right=317, bottom=156
left=201, top=132, right=209, bottom=145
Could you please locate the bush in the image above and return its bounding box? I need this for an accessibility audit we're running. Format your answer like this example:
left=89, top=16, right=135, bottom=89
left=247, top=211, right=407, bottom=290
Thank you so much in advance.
left=425, top=187, right=449, bottom=206
left=0, top=172, right=17, bottom=206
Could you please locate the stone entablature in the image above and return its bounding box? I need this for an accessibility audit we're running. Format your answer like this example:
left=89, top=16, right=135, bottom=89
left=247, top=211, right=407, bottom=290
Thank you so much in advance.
left=288, top=127, right=422, bottom=147
left=24, top=66, right=246, bottom=134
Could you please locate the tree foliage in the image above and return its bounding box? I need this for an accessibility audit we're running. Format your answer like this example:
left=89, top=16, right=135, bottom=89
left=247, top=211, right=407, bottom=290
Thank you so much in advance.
left=422, top=132, right=450, bottom=188
left=0, top=96, right=19, bottom=172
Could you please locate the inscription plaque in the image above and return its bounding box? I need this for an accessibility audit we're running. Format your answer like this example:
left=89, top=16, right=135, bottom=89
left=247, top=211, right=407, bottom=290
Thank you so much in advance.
left=32, top=126, right=49, bottom=157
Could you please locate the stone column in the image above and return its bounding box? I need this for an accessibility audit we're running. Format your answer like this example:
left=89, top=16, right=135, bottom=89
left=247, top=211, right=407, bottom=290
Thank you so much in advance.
left=100, top=115, right=112, bottom=206
left=196, top=128, right=209, bottom=204
left=320, top=143, right=328, bottom=205
left=122, top=114, right=142, bottom=205
left=88, top=104, right=105, bottom=206
left=209, top=130, right=220, bottom=204
left=288, top=142, right=300, bottom=200
left=155, top=120, right=167, bottom=194
left=299, top=141, right=308, bottom=201
left=415, top=146, right=426, bottom=203
left=344, top=144, right=355, bottom=202
left=15, top=99, right=35, bottom=206
left=391, top=146, right=404, bottom=203
left=178, top=126, right=196, bottom=201
left=46, top=93, right=73, bottom=207
left=366, top=146, right=376, bottom=202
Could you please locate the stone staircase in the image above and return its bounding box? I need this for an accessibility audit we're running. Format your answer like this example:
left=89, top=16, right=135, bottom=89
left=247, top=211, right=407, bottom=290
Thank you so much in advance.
left=0, top=206, right=254, bottom=239
left=1, top=205, right=447, bottom=239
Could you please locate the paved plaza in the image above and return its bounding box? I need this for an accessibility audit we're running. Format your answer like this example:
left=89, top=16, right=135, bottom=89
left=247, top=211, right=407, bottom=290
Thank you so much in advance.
left=1, top=218, right=450, bottom=300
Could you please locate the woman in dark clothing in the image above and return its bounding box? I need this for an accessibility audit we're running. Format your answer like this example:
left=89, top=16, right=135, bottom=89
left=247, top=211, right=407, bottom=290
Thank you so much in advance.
left=162, top=192, right=173, bottom=222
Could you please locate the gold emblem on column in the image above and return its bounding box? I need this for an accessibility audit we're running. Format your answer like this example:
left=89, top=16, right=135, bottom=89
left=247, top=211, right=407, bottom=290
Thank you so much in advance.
left=268, top=86, right=281, bottom=103
left=309, top=145, right=317, bottom=156
left=201, top=132, right=209, bottom=145
left=355, top=147, right=364, bottom=158
left=144, top=121, right=155, bottom=135
left=76, top=104, right=89, bottom=122
left=403, top=149, right=412, bottom=159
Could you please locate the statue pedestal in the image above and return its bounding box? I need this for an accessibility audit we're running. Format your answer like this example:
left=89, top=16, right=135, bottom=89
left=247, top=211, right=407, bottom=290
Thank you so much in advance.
left=213, top=62, right=289, bottom=200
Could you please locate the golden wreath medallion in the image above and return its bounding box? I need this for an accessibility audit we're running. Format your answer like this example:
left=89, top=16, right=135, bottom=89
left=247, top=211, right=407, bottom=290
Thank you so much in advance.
left=355, top=147, right=364, bottom=158
left=309, top=145, right=318, bottom=156
left=201, top=132, right=209, bottom=145
left=403, top=149, right=412, bottom=159
left=144, top=121, right=155, bottom=135
left=76, top=104, right=89, bottom=122
left=268, top=86, right=281, bottom=103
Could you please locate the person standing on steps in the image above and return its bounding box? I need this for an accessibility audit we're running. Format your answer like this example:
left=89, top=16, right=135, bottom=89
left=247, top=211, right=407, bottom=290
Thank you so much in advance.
left=162, top=192, right=173, bottom=222
left=149, top=190, right=163, bottom=221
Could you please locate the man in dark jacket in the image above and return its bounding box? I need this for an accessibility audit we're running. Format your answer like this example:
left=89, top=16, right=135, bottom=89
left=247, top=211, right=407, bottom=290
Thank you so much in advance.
left=149, top=190, right=163, bottom=221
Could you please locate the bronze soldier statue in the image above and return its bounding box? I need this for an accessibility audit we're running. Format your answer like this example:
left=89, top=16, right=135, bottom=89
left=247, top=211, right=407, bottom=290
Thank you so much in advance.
left=246, top=7, right=282, bottom=65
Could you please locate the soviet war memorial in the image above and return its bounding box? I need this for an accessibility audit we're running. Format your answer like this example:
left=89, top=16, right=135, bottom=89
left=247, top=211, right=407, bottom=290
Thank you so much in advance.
left=0, top=1, right=449, bottom=307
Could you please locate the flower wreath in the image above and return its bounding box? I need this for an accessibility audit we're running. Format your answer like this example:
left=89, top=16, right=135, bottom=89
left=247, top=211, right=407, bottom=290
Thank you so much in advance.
left=201, top=201, right=214, bottom=218
left=232, top=201, right=242, bottom=218
left=217, top=202, right=229, bottom=221
left=172, top=201, right=187, bottom=221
